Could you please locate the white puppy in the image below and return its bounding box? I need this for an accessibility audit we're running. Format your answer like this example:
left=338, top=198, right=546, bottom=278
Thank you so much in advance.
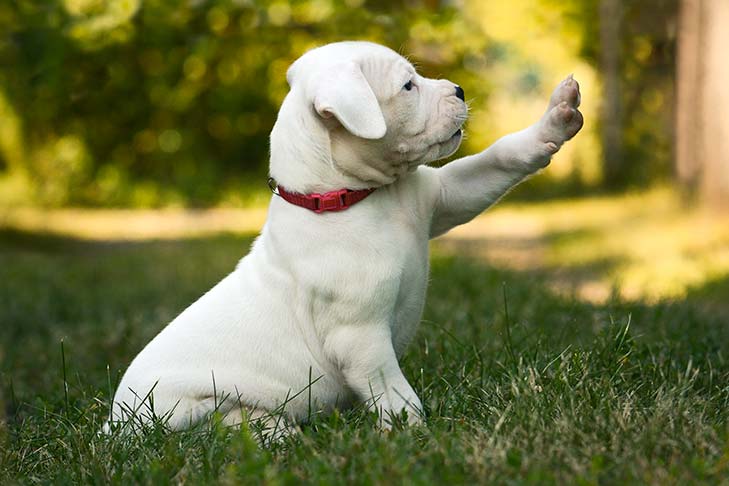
left=109, top=41, right=582, bottom=434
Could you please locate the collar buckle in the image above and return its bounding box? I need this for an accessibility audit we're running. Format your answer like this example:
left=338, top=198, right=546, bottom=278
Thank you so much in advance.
left=312, top=189, right=348, bottom=213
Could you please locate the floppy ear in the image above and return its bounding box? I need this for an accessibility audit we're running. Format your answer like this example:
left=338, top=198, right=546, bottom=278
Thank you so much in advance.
left=313, top=62, right=387, bottom=140
left=286, top=60, right=299, bottom=87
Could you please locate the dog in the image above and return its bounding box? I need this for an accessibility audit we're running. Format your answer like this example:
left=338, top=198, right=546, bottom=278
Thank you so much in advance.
left=108, top=41, right=582, bottom=435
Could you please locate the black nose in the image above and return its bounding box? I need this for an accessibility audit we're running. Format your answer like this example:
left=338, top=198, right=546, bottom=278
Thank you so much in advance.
left=455, top=85, right=465, bottom=101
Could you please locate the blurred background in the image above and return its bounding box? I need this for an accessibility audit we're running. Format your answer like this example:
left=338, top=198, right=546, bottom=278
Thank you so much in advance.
left=0, top=0, right=728, bottom=303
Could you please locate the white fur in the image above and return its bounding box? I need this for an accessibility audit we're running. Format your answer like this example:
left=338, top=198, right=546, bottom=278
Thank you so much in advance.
left=109, top=41, right=582, bottom=432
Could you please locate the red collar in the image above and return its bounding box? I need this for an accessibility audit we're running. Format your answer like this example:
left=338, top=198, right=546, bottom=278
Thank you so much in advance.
left=272, top=181, right=376, bottom=213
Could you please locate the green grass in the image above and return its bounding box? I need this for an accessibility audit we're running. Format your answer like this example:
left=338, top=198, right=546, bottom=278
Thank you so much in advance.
left=1, top=229, right=728, bottom=484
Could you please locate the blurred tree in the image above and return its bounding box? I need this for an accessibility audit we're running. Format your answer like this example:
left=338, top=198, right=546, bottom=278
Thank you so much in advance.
left=550, top=0, right=678, bottom=189
left=676, top=0, right=729, bottom=206
left=598, top=0, right=622, bottom=188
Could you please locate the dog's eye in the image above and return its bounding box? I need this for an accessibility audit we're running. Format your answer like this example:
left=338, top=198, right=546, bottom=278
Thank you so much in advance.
left=403, top=80, right=413, bottom=91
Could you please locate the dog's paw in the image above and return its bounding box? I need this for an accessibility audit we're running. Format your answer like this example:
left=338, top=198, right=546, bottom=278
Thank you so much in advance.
left=537, top=75, right=584, bottom=156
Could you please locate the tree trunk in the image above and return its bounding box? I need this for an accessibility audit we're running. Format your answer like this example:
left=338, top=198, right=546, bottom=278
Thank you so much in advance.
left=676, top=0, right=729, bottom=206
left=599, top=0, right=623, bottom=188
left=675, top=0, right=702, bottom=190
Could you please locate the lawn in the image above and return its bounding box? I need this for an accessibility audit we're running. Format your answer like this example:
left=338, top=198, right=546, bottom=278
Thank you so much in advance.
left=1, top=200, right=728, bottom=483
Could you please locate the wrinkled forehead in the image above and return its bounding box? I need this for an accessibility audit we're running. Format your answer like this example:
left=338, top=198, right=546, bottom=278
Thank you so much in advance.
left=288, top=41, right=416, bottom=97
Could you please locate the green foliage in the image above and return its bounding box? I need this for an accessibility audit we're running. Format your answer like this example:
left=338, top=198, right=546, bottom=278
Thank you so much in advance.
left=0, top=0, right=488, bottom=207
left=1, top=231, right=727, bottom=482
left=0, top=0, right=685, bottom=205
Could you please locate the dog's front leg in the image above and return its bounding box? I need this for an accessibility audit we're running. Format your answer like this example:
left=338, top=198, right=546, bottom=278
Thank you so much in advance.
left=325, top=325, right=423, bottom=428
left=429, top=76, right=583, bottom=238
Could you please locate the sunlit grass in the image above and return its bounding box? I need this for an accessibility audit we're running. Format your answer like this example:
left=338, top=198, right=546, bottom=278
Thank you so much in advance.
left=2, top=188, right=728, bottom=303
left=437, top=188, right=729, bottom=303
left=0, top=207, right=268, bottom=240
left=542, top=196, right=729, bottom=301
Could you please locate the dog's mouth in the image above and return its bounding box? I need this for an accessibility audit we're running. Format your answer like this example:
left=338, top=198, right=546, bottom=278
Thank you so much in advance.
left=450, top=129, right=462, bottom=139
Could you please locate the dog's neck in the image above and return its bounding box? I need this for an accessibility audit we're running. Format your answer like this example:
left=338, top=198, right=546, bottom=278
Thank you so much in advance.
left=269, top=90, right=392, bottom=194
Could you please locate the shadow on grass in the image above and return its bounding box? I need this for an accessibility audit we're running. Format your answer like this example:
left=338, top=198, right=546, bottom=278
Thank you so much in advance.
left=685, top=273, right=729, bottom=317
left=435, top=233, right=635, bottom=306
left=0, top=227, right=253, bottom=253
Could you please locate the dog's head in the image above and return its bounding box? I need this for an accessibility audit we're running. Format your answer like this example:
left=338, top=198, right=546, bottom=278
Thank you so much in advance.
left=270, top=41, right=467, bottom=190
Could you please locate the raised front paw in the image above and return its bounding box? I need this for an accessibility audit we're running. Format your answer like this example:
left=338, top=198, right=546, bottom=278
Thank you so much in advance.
left=538, top=75, right=584, bottom=155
